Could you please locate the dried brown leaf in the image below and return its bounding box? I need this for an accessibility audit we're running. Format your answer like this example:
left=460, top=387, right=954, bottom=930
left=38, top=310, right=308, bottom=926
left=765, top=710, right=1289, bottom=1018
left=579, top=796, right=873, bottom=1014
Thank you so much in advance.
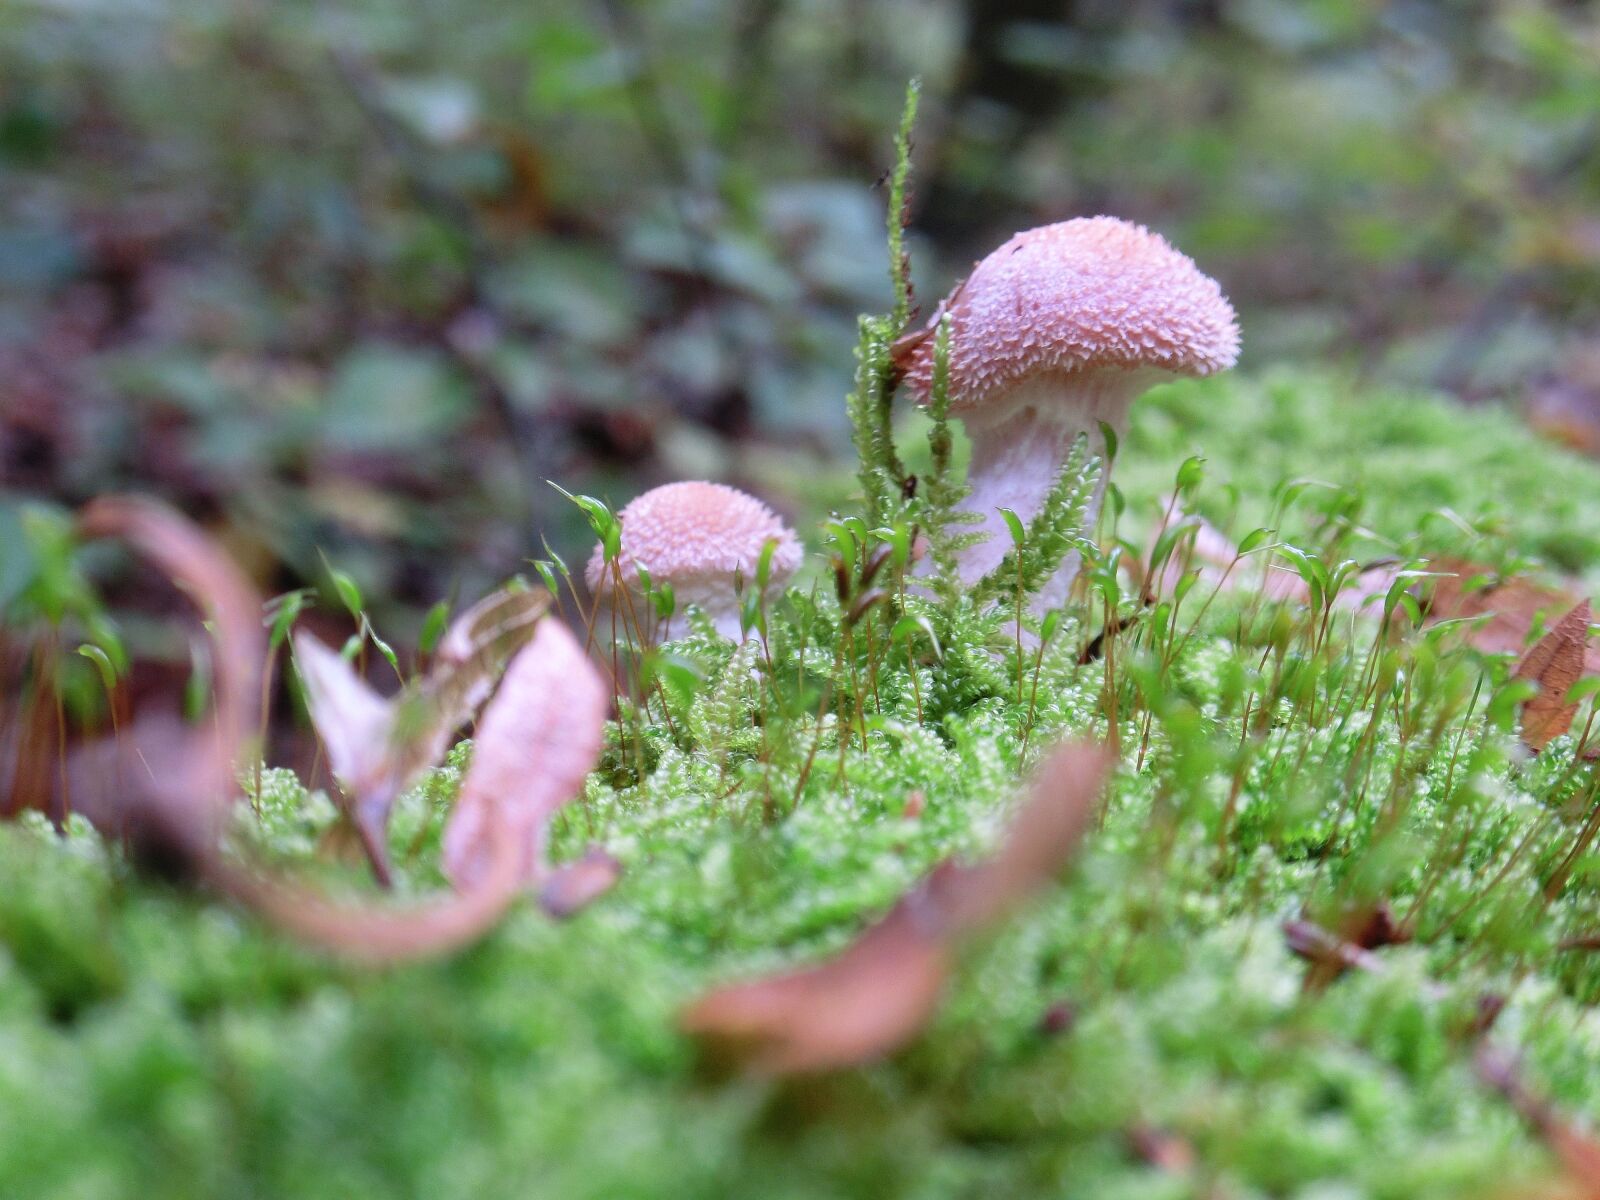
left=291, top=634, right=399, bottom=880
left=681, top=740, right=1114, bottom=1076
left=1285, top=902, right=1413, bottom=992
left=292, top=587, right=550, bottom=882
left=1516, top=600, right=1592, bottom=752
left=684, top=901, right=951, bottom=1076
left=442, top=615, right=609, bottom=889
left=53, top=497, right=606, bottom=963
left=1138, top=502, right=1389, bottom=609
left=930, top=740, right=1118, bottom=935
left=219, top=615, right=608, bottom=963
left=1426, top=561, right=1599, bottom=666
left=1284, top=917, right=1389, bottom=992
left=70, top=496, right=264, bottom=855
left=426, top=587, right=553, bottom=731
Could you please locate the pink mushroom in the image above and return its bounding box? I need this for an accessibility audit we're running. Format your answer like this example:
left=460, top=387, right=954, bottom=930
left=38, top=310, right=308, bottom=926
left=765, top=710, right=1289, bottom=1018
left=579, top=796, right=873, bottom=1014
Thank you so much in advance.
left=586, top=481, right=802, bottom=641
left=896, top=216, right=1239, bottom=607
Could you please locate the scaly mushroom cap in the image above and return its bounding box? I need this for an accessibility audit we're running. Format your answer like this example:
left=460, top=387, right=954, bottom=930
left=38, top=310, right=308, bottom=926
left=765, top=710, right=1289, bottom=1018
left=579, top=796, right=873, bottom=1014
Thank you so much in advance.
left=585, top=481, right=802, bottom=597
left=897, top=217, right=1240, bottom=413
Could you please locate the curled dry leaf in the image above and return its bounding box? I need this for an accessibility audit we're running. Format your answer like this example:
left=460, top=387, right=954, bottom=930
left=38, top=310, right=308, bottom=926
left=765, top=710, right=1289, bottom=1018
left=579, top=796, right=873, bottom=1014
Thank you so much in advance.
left=291, top=635, right=400, bottom=879
left=681, top=740, right=1115, bottom=1076
left=41, top=496, right=609, bottom=963
left=1515, top=600, right=1592, bottom=753
left=1146, top=506, right=1297, bottom=603
left=64, top=496, right=264, bottom=857
left=442, top=615, right=610, bottom=890
left=684, top=899, right=951, bottom=1078
left=1427, top=561, right=1600, bottom=670
left=293, top=587, right=549, bottom=884
left=1284, top=909, right=1446, bottom=999
left=220, top=612, right=612, bottom=963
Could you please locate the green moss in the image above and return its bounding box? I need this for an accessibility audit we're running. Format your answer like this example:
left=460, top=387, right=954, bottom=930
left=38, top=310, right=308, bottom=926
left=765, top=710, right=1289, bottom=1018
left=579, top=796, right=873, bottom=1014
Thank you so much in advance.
left=8, top=371, right=1600, bottom=1197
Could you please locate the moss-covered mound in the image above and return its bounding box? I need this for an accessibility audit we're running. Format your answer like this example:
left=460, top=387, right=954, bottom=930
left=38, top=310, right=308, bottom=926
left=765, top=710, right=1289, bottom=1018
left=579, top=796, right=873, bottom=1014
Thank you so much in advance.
left=7, top=373, right=1600, bottom=1199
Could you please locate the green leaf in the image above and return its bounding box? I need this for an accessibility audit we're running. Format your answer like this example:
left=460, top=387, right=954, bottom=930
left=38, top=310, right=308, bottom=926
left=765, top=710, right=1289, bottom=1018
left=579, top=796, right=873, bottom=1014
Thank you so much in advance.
left=1237, top=528, right=1273, bottom=555
left=265, top=588, right=315, bottom=652
left=1040, top=610, right=1062, bottom=644
left=652, top=581, right=676, bottom=622
left=319, top=347, right=471, bottom=452
left=184, top=643, right=213, bottom=723
left=825, top=521, right=859, bottom=574
left=323, top=559, right=363, bottom=621
left=369, top=626, right=402, bottom=677
left=418, top=600, right=452, bottom=658
left=549, top=483, right=620, bottom=559
left=1098, top=420, right=1119, bottom=464
left=891, top=614, right=942, bottom=662
left=532, top=560, right=562, bottom=598
left=643, top=651, right=703, bottom=709
left=1176, top=455, right=1206, bottom=494
left=999, top=508, right=1026, bottom=548
left=75, top=643, right=118, bottom=693
left=756, top=538, right=779, bottom=591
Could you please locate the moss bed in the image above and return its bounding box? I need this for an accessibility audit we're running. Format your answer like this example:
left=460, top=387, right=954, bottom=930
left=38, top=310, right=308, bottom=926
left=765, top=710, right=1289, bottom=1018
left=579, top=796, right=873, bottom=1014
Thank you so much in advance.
left=8, top=371, right=1600, bottom=1199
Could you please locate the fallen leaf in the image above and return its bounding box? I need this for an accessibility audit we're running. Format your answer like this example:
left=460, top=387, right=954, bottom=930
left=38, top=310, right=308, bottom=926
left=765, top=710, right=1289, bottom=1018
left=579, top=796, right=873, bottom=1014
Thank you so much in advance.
left=1516, top=600, right=1592, bottom=752
left=441, top=615, right=610, bottom=890
left=293, top=586, right=549, bottom=883
left=681, top=740, right=1115, bottom=1076
left=929, top=740, right=1117, bottom=935
left=47, top=496, right=608, bottom=963
left=67, top=496, right=264, bottom=858
left=291, top=635, right=401, bottom=881
left=1136, top=501, right=1389, bottom=610
left=1425, top=561, right=1600, bottom=669
left=217, top=616, right=608, bottom=963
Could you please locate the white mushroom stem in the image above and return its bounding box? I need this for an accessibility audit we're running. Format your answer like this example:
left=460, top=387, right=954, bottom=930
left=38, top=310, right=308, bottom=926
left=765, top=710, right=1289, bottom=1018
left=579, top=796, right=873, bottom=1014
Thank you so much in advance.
left=955, top=371, right=1148, bottom=606
left=665, top=583, right=747, bottom=643
left=601, top=580, right=751, bottom=645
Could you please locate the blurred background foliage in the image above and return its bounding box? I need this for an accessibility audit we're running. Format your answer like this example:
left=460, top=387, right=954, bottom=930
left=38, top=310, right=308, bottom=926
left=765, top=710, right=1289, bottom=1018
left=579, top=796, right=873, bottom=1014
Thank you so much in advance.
left=3, top=0, right=1600, bottom=635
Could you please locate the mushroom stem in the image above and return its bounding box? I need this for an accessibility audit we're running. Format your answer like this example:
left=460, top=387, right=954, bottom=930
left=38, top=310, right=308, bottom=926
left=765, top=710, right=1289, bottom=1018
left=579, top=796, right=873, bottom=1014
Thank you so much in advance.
left=956, top=372, right=1141, bottom=605
left=667, top=587, right=746, bottom=643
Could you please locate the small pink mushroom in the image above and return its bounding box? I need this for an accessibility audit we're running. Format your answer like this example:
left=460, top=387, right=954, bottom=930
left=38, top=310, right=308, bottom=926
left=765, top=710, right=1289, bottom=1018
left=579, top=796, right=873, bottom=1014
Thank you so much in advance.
left=585, top=481, right=802, bottom=641
left=896, top=216, right=1239, bottom=607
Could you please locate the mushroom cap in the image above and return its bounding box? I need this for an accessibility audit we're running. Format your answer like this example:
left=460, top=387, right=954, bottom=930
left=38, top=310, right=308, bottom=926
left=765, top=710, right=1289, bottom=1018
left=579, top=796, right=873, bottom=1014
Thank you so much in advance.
left=585, top=481, right=803, bottom=597
left=897, top=217, right=1239, bottom=414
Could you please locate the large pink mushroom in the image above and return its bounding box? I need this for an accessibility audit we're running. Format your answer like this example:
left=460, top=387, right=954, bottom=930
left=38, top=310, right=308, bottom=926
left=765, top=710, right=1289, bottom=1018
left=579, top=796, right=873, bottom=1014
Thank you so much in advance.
left=896, top=216, right=1239, bottom=606
left=586, top=481, right=802, bottom=642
